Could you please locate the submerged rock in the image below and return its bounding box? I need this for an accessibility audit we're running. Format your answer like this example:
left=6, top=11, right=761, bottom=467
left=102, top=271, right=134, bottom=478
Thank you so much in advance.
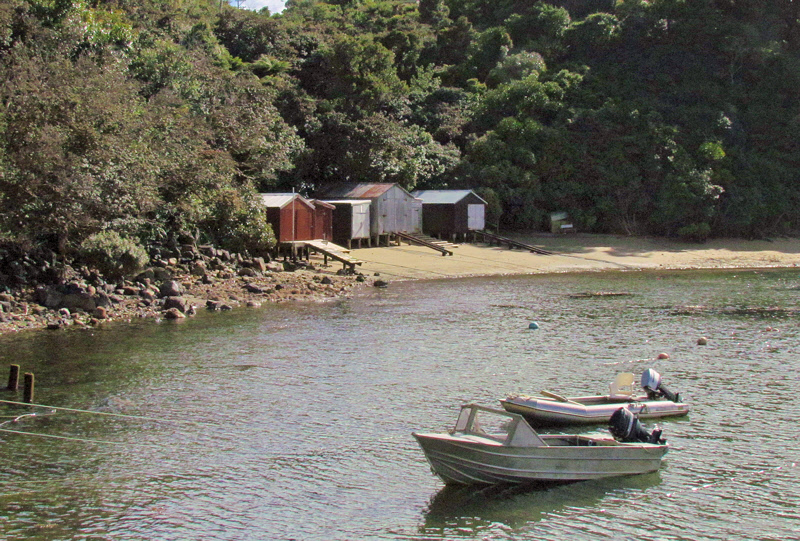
left=164, top=307, right=185, bottom=319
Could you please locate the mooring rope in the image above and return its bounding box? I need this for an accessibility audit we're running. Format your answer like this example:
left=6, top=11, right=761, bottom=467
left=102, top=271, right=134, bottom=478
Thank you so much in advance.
left=0, top=427, right=128, bottom=446
left=0, top=398, right=217, bottom=427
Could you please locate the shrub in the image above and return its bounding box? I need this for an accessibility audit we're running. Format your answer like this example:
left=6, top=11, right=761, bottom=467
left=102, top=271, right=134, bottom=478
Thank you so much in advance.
left=79, top=231, right=149, bottom=280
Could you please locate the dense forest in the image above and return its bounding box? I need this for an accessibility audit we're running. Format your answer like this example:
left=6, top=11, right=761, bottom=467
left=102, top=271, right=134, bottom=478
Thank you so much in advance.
left=2, top=0, right=800, bottom=276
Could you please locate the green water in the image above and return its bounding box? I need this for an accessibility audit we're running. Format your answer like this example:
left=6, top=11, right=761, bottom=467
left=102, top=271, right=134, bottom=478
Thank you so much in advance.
left=1, top=269, right=799, bottom=540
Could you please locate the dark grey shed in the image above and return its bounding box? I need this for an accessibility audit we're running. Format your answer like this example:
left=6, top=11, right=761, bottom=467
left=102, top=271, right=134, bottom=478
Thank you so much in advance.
left=412, top=190, right=487, bottom=240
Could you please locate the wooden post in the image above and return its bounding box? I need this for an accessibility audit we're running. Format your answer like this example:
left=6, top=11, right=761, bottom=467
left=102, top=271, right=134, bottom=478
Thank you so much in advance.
left=7, top=364, right=19, bottom=391
left=23, top=372, right=34, bottom=403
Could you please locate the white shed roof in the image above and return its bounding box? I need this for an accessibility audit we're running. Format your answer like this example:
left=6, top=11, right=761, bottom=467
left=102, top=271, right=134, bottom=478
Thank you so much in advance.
left=412, top=190, right=487, bottom=205
left=322, top=199, right=372, bottom=206
left=259, top=193, right=313, bottom=209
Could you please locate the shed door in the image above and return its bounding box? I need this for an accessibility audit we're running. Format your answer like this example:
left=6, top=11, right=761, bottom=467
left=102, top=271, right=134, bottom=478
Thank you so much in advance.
left=353, top=203, right=369, bottom=238
left=410, top=199, right=422, bottom=233
left=467, top=204, right=485, bottom=230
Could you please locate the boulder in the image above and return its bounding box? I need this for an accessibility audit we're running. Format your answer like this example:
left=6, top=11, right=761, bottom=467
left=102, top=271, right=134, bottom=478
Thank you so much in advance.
left=60, top=292, right=96, bottom=312
left=140, top=289, right=157, bottom=303
left=243, top=283, right=264, bottom=294
left=163, top=296, right=188, bottom=312
left=159, top=280, right=184, bottom=297
left=164, top=307, right=186, bottom=319
left=190, top=261, right=207, bottom=276
left=94, top=306, right=108, bottom=319
left=251, top=257, right=267, bottom=272
left=153, top=267, right=172, bottom=282
left=135, top=268, right=156, bottom=284
left=35, top=287, right=63, bottom=309
left=198, top=245, right=217, bottom=258
left=180, top=244, right=197, bottom=259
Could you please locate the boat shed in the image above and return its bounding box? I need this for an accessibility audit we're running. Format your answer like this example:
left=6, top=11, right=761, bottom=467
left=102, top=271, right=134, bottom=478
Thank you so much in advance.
left=259, top=193, right=316, bottom=243
left=323, top=200, right=372, bottom=248
left=412, top=189, right=487, bottom=240
left=316, top=183, right=422, bottom=245
left=311, top=199, right=335, bottom=242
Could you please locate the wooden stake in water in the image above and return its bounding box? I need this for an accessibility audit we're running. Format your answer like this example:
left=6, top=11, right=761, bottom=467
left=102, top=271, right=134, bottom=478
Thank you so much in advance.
left=7, top=364, right=19, bottom=391
left=23, top=372, right=34, bottom=403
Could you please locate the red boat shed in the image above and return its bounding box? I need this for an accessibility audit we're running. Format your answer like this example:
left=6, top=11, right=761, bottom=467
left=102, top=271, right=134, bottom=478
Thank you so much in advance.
left=259, top=193, right=316, bottom=243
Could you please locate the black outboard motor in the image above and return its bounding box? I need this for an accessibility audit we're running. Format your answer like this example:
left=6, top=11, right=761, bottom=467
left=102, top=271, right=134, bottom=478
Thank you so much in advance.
left=609, top=407, right=664, bottom=444
left=641, top=368, right=681, bottom=402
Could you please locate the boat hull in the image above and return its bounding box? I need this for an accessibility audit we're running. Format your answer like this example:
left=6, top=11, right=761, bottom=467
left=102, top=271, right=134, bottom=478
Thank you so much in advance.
left=413, top=432, right=668, bottom=485
left=500, top=395, right=690, bottom=427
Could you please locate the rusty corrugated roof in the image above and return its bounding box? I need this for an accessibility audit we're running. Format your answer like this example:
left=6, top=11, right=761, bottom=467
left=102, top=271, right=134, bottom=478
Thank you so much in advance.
left=315, top=183, right=396, bottom=200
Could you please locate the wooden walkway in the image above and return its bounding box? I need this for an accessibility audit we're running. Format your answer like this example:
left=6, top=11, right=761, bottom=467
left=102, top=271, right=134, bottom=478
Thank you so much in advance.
left=394, top=232, right=454, bottom=256
left=292, top=240, right=364, bottom=272
left=472, top=231, right=553, bottom=255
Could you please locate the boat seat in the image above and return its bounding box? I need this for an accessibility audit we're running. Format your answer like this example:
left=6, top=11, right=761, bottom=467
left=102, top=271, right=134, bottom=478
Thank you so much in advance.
left=609, top=372, right=636, bottom=398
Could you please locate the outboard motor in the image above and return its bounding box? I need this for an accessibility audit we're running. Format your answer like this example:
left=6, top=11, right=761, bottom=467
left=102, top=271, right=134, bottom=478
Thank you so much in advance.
left=641, top=368, right=681, bottom=402
left=609, top=407, right=664, bottom=444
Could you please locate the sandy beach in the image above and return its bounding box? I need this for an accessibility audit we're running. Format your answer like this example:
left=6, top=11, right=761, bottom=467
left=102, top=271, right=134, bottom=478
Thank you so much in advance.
left=2, top=233, right=798, bottom=335
left=350, top=234, right=800, bottom=281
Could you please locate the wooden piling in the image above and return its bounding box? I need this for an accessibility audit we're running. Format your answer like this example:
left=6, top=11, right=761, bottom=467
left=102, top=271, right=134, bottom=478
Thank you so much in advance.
left=23, top=372, right=34, bottom=403
left=7, top=364, right=19, bottom=391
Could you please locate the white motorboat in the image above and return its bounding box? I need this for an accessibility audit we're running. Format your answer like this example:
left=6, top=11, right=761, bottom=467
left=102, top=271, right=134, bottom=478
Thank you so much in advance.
left=413, top=404, right=668, bottom=486
left=500, top=369, right=690, bottom=427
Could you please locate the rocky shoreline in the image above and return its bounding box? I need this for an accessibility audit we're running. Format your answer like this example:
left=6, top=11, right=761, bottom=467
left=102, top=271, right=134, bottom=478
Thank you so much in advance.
left=0, top=244, right=372, bottom=336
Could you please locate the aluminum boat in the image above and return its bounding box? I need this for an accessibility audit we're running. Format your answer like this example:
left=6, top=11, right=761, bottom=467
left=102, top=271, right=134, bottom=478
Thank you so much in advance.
left=413, top=404, right=668, bottom=486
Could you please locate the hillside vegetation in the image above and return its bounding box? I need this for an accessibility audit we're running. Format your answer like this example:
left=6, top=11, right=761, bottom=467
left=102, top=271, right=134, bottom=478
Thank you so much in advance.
left=2, top=0, right=799, bottom=275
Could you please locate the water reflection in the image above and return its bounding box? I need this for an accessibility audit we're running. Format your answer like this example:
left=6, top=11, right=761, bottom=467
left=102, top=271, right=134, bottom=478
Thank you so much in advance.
left=2, top=269, right=800, bottom=540
left=421, top=473, right=662, bottom=536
